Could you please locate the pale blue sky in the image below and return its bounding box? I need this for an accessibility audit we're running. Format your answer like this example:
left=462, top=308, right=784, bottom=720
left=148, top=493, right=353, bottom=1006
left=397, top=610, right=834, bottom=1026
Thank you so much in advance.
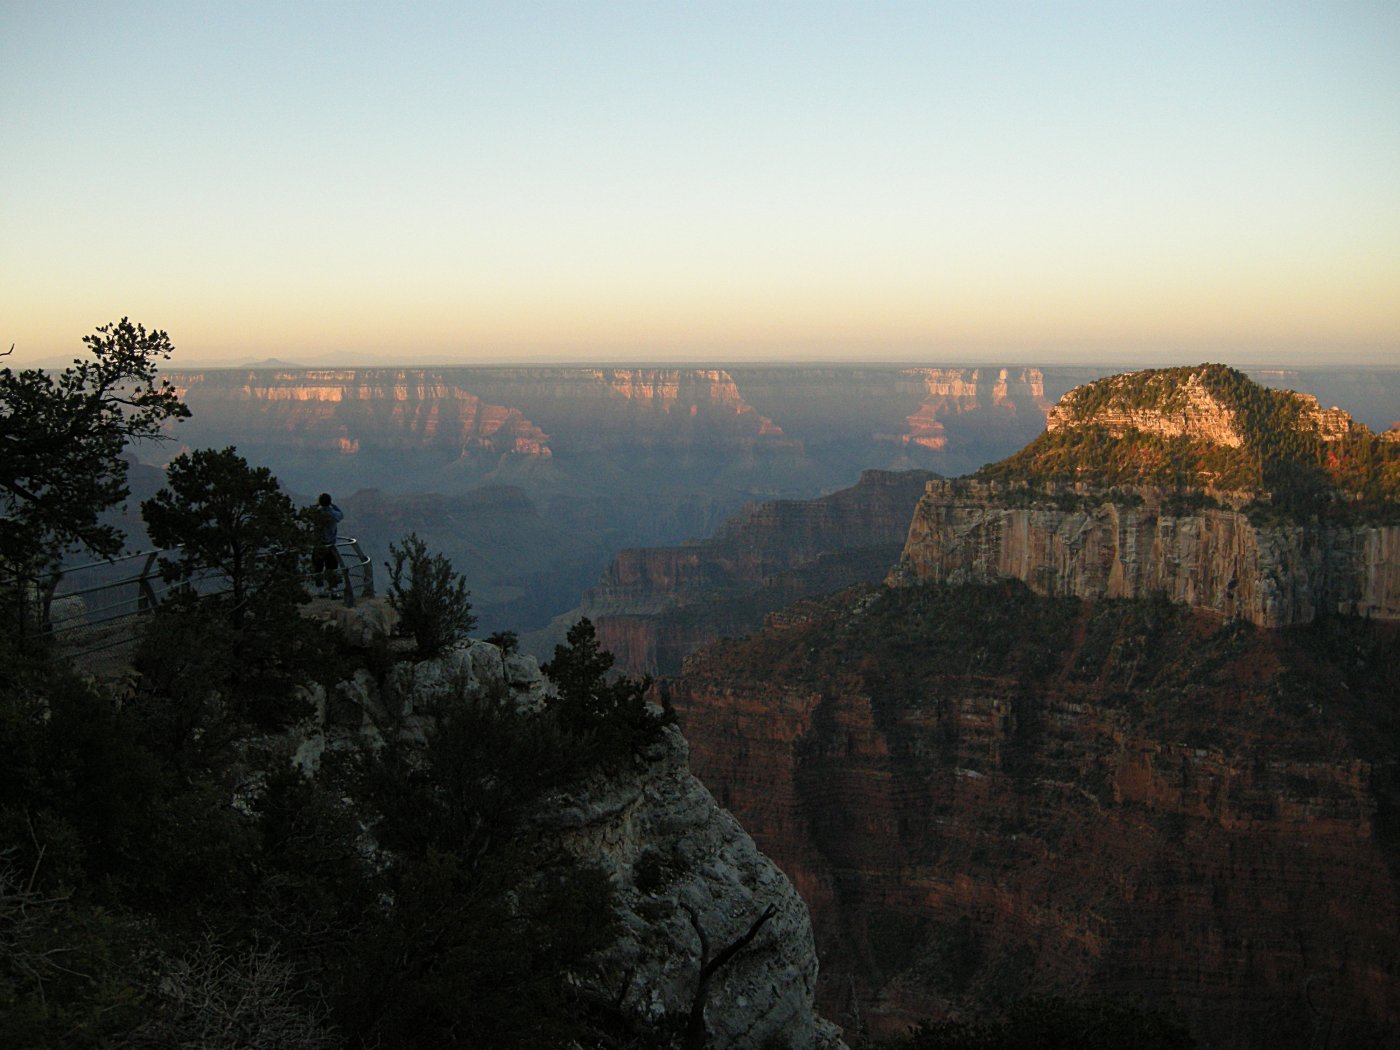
left=2, top=1, right=1398, bottom=366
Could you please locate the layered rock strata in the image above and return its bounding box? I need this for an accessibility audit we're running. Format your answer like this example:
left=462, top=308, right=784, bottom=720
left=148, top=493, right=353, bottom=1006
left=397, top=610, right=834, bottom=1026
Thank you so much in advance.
left=889, top=480, right=1400, bottom=626
left=668, top=585, right=1400, bottom=1047
left=560, top=469, right=936, bottom=674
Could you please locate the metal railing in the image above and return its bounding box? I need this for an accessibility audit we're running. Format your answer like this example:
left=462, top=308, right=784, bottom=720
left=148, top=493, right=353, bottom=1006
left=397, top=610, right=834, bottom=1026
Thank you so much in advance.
left=6, top=538, right=375, bottom=657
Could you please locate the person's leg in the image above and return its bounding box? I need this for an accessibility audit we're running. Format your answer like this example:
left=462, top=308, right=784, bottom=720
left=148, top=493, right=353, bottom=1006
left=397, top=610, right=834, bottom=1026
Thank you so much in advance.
left=312, top=546, right=332, bottom=591
left=321, top=547, right=341, bottom=593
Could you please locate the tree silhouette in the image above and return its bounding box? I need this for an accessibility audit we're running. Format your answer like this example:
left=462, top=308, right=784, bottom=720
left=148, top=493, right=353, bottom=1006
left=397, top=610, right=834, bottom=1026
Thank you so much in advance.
left=142, top=447, right=302, bottom=628
left=0, top=319, right=187, bottom=610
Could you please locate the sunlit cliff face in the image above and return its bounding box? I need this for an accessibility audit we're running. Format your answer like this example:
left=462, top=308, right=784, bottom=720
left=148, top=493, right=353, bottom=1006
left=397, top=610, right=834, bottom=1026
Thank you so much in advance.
left=905, top=367, right=982, bottom=401
left=158, top=364, right=1089, bottom=481
left=1046, top=368, right=1366, bottom=449
left=598, top=369, right=787, bottom=436
left=902, top=367, right=1053, bottom=416
left=1047, top=372, right=1248, bottom=447
left=877, top=368, right=1056, bottom=450
left=168, top=370, right=554, bottom=457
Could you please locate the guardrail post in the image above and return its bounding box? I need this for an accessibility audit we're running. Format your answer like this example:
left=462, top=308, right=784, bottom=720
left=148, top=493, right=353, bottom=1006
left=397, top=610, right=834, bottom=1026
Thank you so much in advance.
left=40, top=569, right=60, bottom=634
left=138, top=551, right=161, bottom=612
left=350, top=539, right=374, bottom=598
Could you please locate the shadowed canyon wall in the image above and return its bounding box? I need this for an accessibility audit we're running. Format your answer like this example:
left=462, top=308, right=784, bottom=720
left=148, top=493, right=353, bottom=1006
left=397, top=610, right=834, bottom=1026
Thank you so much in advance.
left=545, top=469, right=936, bottom=673
left=668, top=584, right=1400, bottom=1048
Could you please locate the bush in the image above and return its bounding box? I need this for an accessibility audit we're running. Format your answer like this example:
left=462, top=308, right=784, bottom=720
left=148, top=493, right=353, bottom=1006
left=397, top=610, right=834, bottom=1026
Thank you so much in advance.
left=385, top=533, right=476, bottom=659
left=541, top=618, right=672, bottom=766
left=487, top=629, right=519, bottom=655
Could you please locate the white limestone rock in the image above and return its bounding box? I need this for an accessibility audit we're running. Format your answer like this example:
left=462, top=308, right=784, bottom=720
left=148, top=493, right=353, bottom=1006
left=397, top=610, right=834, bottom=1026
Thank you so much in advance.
left=540, top=725, right=845, bottom=1049
left=299, top=641, right=839, bottom=1045
left=310, top=596, right=398, bottom=648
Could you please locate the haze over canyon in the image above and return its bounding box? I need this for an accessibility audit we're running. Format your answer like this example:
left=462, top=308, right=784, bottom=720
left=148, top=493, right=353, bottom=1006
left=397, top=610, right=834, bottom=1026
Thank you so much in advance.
left=91, top=359, right=1400, bottom=1047
left=133, top=363, right=1399, bottom=649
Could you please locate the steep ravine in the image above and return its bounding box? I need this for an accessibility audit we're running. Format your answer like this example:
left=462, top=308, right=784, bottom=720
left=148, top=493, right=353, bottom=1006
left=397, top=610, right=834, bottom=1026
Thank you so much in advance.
left=542, top=469, right=936, bottom=673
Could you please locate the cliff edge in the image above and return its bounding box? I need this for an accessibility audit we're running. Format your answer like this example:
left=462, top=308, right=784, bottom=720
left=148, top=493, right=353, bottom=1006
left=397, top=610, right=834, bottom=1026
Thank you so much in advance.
left=890, top=365, right=1400, bottom=626
left=305, top=633, right=844, bottom=1048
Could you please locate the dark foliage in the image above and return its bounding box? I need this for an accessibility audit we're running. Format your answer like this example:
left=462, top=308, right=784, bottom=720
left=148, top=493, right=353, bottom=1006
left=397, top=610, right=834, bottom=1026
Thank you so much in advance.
left=385, top=532, right=477, bottom=658
left=2, top=640, right=626, bottom=1047
left=487, top=628, right=520, bottom=654
left=874, top=995, right=1196, bottom=1049
left=0, top=320, right=188, bottom=570
left=2, top=410, right=640, bottom=1045
left=543, top=616, right=674, bottom=765
left=142, top=446, right=305, bottom=627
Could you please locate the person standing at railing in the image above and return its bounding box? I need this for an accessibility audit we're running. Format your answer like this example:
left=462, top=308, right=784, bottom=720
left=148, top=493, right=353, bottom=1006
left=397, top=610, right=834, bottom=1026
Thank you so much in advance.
left=312, top=493, right=344, bottom=597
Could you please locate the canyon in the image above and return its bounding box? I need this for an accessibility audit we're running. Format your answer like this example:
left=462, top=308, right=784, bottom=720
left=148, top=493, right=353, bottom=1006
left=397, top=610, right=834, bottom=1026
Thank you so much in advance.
left=145, top=363, right=1399, bottom=639
left=667, top=584, right=1400, bottom=1047
left=149, top=365, right=1096, bottom=636
left=107, top=360, right=1400, bottom=1045
left=656, top=367, right=1400, bottom=1047
left=547, top=468, right=936, bottom=675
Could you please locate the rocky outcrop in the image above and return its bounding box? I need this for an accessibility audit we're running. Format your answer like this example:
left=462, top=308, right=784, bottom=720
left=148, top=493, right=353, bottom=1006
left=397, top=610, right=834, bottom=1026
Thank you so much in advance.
left=556, top=470, right=936, bottom=674
left=1045, top=367, right=1365, bottom=447
left=1046, top=369, right=1249, bottom=446
left=167, top=367, right=793, bottom=462
left=541, top=724, right=843, bottom=1048
left=159, top=365, right=1105, bottom=493
left=299, top=638, right=843, bottom=1048
left=890, top=483, right=1400, bottom=628
left=891, top=367, right=1056, bottom=451
left=892, top=367, right=1400, bottom=627
left=668, top=585, right=1400, bottom=1047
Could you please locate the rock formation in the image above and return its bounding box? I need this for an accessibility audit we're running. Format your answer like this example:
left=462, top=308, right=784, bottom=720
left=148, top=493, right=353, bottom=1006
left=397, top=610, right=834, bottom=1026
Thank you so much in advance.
left=148, top=362, right=1400, bottom=647
left=889, top=479, right=1400, bottom=626
left=890, top=366, right=1400, bottom=627
left=551, top=469, right=936, bottom=674
left=299, top=632, right=845, bottom=1048
left=158, top=365, right=1102, bottom=497
left=668, top=585, right=1400, bottom=1048
left=169, top=368, right=554, bottom=458
left=540, top=724, right=843, bottom=1048
left=662, top=367, right=1400, bottom=1047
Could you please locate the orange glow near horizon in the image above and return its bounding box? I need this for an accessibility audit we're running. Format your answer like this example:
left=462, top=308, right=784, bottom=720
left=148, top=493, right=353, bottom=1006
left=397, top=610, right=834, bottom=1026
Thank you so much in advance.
left=3, top=3, right=1398, bottom=369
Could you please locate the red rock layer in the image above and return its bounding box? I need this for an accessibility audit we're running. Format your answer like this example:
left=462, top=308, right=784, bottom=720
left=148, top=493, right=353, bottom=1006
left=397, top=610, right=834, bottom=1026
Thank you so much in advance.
left=168, top=369, right=552, bottom=459
left=668, top=584, right=1400, bottom=1048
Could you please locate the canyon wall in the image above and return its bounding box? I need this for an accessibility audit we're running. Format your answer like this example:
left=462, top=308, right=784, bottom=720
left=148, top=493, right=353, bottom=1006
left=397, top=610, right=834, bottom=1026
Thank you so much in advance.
left=161, top=365, right=1098, bottom=495
left=155, top=366, right=1093, bottom=637
left=668, top=585, right=1400, bottom=1047
left=889, top=480, right=1400, bottom=627
left=546, top=469, right=935, bottom=672
left=147, top=363, right=1397, bottom=640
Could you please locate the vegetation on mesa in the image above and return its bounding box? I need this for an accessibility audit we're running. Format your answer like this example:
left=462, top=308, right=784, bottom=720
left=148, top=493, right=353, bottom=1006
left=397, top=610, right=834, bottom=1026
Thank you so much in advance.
left=976, top=364, right=1400, bottom=522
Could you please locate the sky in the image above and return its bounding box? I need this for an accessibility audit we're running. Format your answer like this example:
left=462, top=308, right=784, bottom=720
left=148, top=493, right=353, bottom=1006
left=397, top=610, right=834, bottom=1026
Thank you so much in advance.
left=2, top=0, right=1398, bottom=368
